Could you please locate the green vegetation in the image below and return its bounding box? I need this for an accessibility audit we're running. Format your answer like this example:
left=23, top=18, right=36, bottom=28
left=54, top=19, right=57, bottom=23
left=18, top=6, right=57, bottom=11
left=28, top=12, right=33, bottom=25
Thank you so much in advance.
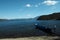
left=37, top=12, right=60, bottom=20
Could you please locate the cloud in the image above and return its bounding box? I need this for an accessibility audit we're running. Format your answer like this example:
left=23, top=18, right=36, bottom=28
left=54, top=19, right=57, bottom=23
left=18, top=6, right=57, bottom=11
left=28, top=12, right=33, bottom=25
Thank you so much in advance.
left=38, top=3, right=41, bottom=5
left=34, top=3, right=41, bottom=7
left=25, top=3, right=41, bottom=8
left=25, top=4, right=32, bottom=7
left=26, top=14, right=31, bottom=17
left=43, top=0, right=58, bottom=5
left=35, top=5, right=39, bottom=7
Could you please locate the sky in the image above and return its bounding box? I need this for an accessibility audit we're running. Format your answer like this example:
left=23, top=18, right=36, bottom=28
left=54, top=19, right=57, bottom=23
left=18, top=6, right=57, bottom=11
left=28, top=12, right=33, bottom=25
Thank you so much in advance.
left=0, top=0, right=60, bottom=19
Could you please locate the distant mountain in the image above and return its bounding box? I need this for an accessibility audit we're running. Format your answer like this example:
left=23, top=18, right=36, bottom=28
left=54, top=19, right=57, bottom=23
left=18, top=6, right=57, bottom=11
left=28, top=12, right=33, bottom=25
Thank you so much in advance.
left=1, top=12, right=60, bottom=21
left=0, top=18, right=35, bottom=21
left=37, top=12, right=60, bottom=20
left=33, top=16, right=40, bottom=20
left=0, top=19, right=8, bottom=21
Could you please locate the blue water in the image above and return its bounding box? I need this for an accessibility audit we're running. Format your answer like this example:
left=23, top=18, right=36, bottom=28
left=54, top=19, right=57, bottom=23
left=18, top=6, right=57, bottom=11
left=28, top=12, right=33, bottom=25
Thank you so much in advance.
left=0, top=20, right=60, bottom=36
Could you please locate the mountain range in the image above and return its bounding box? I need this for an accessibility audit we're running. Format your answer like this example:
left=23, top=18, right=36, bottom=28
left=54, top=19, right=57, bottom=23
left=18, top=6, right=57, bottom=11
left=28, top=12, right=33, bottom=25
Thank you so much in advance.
left=0, top=12, right=60, bottom=21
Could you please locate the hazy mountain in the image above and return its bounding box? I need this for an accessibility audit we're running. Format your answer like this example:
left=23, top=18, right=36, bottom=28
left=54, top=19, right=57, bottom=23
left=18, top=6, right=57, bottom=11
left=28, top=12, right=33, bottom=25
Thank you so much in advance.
left=0, top=19, right=8, bottom=21
left=0, top=12, right=60, bottom=21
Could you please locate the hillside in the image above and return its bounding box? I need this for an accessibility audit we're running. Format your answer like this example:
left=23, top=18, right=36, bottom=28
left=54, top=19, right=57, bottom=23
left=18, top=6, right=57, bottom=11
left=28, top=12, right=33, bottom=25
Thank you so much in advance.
left=0, top=19, right=7, bottom=21
left=37, top=12, right=60, bottom=20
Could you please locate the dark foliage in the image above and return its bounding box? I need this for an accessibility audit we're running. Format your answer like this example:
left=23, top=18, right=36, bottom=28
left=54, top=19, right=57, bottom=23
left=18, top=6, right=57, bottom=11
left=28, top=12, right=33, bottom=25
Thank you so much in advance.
left=37, top=12, right=60, bottom=20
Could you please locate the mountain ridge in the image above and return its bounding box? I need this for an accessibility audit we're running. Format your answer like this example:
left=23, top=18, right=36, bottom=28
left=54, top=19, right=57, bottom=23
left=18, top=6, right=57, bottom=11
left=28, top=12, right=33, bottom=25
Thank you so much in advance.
left=37, top=12, right=60, bottom=20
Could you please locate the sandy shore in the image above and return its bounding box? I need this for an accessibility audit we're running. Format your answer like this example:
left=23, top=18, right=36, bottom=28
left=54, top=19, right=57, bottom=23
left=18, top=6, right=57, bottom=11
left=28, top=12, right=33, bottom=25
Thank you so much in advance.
left=0, top=36, right=60, bottom=40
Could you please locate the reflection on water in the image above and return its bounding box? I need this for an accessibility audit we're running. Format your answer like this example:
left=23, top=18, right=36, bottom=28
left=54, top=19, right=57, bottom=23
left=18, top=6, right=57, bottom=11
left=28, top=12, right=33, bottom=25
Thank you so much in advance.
left=0, top=20, right=60, bottom=38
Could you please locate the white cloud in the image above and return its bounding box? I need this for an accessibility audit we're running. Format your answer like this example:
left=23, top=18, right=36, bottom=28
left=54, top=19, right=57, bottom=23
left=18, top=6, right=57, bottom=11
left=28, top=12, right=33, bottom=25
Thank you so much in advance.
left=25, top=4, right=32, bottom=7
left=43, top=0, right=58, bottom=5
left=26, top=14, right=31, bottom=17
left=38, top=3, right=41, bottom=5
left=34, top=3, right=41, bottom=7
left=35, top=5, right=39, bottom=7
left=25, top=3, right=41, bottom=8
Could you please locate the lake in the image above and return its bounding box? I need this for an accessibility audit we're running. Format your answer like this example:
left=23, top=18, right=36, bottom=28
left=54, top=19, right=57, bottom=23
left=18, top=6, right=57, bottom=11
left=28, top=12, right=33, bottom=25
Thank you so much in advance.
left=0, top=20, right=60, bottom=38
